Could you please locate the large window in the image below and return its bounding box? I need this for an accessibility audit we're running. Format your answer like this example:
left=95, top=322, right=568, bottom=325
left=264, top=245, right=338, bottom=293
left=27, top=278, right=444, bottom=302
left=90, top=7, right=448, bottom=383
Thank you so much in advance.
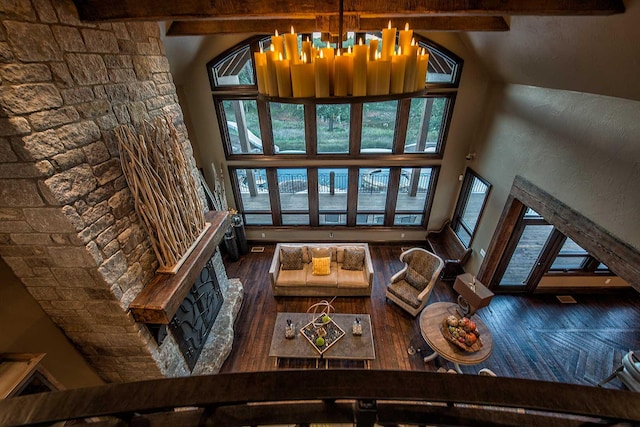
left=209, top=35, right=462, bottom=228
left=451, top=169, right=491, bottom=246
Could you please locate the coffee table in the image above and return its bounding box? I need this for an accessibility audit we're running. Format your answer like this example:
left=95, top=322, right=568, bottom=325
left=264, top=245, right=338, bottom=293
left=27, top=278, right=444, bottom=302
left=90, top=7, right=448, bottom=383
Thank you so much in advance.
left=419, top=302, right=493, bottom=374
left=269, top=312, right=375, bottom=368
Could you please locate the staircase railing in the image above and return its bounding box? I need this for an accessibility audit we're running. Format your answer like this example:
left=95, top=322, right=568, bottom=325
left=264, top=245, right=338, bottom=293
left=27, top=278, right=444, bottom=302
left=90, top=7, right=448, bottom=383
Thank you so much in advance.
left=0, top=370, right=637, bottom=426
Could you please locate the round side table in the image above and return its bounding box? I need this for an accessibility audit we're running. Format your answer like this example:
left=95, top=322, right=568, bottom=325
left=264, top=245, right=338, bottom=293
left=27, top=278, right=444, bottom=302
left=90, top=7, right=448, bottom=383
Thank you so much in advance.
left=419, top=301, right=493, bottom=373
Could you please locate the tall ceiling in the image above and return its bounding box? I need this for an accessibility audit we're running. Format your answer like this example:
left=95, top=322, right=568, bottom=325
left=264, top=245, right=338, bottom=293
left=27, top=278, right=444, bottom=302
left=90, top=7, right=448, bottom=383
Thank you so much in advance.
left=72, top=0, right=636, bottom=100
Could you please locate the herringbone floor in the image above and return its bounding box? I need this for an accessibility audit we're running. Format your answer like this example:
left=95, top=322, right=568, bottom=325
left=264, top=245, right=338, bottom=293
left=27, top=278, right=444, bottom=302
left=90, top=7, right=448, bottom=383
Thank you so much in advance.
left=221, top=243, right=639, bottom=389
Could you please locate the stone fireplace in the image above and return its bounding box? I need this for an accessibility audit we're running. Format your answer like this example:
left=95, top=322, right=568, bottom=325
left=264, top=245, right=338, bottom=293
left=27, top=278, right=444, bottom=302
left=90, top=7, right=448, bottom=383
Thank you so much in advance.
left=0, top=1, right=242, bottom=382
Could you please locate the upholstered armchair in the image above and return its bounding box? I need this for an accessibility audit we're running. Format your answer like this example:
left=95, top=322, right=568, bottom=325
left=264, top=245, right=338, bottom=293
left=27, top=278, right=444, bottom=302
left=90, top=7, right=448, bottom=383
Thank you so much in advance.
left=386, top=248, right=444, bottom=317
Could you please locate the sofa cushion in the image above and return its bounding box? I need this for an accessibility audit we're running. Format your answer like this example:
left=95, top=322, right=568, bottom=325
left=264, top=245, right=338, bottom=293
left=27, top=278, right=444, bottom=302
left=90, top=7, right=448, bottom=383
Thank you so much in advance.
left=280, top=246, right=303, bottom=270
left=312, top=256, right=331, bottom=275
left=310, top=246, right=332, bottom=260
left=337, top=268, right=368, bottom=288
left=342, top=246, right=365, bottom=270
left=277, top=264, right=310, bottom=286
left=306, top=261, right=338, bottom=286
left=387, top=280, right=421, bottom=309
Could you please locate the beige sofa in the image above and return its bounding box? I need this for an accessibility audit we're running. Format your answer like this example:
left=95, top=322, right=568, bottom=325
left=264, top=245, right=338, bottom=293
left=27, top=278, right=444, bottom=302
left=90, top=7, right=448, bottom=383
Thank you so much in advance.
left=269, top=243, right=373, bottom=297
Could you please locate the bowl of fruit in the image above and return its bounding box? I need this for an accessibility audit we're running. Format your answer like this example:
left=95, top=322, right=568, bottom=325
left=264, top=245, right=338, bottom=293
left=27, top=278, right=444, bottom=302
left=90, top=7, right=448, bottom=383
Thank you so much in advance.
left=441, top=315, right=482, bottom=352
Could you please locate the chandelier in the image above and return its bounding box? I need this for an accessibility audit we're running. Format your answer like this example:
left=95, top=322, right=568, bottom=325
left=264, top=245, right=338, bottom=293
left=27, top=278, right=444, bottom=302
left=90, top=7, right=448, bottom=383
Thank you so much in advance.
left=253, top=18, right=429, bottom=101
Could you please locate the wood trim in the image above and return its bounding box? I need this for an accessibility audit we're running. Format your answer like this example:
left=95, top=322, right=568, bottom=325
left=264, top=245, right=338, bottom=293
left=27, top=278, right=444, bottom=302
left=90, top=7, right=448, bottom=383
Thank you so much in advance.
left=74, top=0, right=625, bottom=22
left=167, top=16, right=509, bottom=36
left=477, top=195, right=524, bottom=287
left=128, top=211, right=230, bottom=324
left=1, top=370, right=638, bottom=426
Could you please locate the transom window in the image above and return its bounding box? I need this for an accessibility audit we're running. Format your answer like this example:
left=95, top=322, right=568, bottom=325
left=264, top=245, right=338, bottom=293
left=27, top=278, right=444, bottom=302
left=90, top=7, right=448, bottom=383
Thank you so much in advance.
left=209, top=35, right=462, bottom=228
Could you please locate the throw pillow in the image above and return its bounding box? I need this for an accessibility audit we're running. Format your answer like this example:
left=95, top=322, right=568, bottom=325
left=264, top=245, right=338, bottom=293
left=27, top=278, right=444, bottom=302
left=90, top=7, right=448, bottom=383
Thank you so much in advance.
left=342, top=247, right=365, bottom=270
left=310, top=246, right=331, bottom=259
left=280, top=247, right=303, bottom=270
left=405, top=267, right=427, bottom=291
left=312, top=256, right=331, bottom=275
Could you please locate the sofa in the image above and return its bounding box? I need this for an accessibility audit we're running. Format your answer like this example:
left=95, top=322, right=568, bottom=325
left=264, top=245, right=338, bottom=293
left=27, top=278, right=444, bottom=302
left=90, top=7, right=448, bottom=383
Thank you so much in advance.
left=269, top=243, right=373, bottom=297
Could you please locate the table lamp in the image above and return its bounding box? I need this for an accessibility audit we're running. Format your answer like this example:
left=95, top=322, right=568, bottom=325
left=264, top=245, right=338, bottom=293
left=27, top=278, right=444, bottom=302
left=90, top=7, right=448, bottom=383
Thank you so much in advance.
left=453, top=273, right=494, bottom=317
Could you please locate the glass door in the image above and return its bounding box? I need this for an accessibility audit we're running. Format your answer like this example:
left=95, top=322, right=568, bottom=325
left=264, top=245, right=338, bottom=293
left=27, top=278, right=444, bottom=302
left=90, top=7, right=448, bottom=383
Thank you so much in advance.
left=493, top=209, right=555, bottom=292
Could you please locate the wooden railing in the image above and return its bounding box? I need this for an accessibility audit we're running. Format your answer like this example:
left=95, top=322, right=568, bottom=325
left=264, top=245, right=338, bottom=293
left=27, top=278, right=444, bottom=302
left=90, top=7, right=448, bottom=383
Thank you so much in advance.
left=0, top=370, right=638, bottom=426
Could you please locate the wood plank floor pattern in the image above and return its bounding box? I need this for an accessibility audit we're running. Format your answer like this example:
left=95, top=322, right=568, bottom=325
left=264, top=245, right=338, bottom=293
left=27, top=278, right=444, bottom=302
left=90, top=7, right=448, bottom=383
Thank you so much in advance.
left=221, top=244, right=639, bottom=389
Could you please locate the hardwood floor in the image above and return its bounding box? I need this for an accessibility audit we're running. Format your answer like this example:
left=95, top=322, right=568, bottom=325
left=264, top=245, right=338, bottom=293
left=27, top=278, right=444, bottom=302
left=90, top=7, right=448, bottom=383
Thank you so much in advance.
left=220, top=243, right=639, bottom=389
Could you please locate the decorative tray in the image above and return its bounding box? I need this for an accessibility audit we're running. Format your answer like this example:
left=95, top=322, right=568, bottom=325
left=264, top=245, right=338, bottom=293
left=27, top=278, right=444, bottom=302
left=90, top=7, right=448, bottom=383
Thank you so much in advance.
left=441, top=316, right=483, bottom=353
left=301, top=316, right=345, bottom=354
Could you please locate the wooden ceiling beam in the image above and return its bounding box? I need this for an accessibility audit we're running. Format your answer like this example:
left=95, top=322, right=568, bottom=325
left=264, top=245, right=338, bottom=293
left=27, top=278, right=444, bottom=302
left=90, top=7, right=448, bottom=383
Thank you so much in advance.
left=167, top=16, right=509, bottom=36
left=72, top=0, right=625, bottom=22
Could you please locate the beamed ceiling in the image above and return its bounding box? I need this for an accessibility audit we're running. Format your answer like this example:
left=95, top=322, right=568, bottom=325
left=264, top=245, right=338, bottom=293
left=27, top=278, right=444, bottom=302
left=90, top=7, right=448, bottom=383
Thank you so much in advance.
left=71, top=0, right=625, bottom=35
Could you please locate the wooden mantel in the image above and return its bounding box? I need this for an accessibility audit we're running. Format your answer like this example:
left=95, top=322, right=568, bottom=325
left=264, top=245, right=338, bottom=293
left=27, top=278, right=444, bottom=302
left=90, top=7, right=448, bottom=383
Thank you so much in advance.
left=129, top=211, right=230, bottom=324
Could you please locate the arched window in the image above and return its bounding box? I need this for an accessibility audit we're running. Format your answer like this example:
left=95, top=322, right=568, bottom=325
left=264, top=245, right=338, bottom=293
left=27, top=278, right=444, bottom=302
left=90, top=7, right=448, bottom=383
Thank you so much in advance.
left=208, top=33, right=462, bottom=228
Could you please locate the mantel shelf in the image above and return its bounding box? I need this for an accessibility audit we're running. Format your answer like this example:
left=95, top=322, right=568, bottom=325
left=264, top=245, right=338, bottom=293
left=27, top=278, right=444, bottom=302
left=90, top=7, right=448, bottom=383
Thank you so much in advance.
left=258, top=88, right=428, bottom=105
left=129, top=211, right=230, bottom=324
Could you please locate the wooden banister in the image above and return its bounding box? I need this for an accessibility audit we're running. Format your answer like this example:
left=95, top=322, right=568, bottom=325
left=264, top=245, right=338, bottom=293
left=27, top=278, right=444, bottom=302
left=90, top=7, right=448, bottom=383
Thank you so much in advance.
left=0, top=370, right=638, bottom=426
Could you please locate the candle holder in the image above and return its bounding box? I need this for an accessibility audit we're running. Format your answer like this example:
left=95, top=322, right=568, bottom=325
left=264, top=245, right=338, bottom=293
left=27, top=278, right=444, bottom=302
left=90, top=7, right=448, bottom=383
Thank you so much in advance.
left=284, top=318, right=295, bottom=339
left=352, top=317, right=363, bottom=335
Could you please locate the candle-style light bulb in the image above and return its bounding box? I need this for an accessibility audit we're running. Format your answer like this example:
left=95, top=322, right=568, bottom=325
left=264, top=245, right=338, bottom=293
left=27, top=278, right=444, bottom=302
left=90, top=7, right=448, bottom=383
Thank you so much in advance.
left=275, top=29, right=279, bottom=37
left=359, top=38, right=363, bottom=46
left=397, top=47, right=402, bottom=55
left=290, top=25, right=295, bottom=34
left=337, top=49, right=341, bottom=57
left=279, top=52, right=283, bottom=61
left=388, top=20, right=392, bottom=29
left=260, top=46, right=264, bottom=54
left=302, top=52, right=306, bottom=63
left=320, top=49, right=324, bottom=59
left=348, top=46, right=352, bottom=54
left=405, top=23, right=409, bottom=31
left=411, top=38, right=416, bottom=46
left=270, top=44, right=275, bottom=52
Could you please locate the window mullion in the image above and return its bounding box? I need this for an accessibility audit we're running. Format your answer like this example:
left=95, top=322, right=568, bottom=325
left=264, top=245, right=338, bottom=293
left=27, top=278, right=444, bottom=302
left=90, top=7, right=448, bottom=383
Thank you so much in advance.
left=305, top=104, right=317, bottom=156
left=257, top=99, right=274, bottom=155
left=349, top=103, right=363, bottom=155
left=266, top=168, right=282, bottom=226
left=308, top=169, right=319, bottom=227
left=346, top=166, right=359, bottom=226
left=393, top=99, right=411, bottom=154
left=385, top=167, right=401, bottom=226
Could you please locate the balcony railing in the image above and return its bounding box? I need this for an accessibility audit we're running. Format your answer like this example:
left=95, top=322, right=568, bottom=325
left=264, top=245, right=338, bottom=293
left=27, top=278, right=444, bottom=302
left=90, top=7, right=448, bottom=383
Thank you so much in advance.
left=0, top=370, right=637, bottom=426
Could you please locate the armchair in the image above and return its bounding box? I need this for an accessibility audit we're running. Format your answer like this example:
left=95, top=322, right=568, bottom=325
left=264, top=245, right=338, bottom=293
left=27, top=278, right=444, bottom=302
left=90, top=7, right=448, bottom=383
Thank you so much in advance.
left=386, top=248, right=444, bottom=317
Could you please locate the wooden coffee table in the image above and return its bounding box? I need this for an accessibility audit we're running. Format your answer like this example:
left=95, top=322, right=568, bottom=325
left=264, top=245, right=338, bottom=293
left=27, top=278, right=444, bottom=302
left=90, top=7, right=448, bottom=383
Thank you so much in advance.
left=269, top=312, right=375, bottom=368
left=419, top=302, right=493, bottom=373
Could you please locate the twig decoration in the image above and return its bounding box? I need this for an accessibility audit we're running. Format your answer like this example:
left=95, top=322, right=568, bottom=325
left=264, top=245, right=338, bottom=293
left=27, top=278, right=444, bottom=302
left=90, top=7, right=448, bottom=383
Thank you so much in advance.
left=116, top=116, right=206, bottom=271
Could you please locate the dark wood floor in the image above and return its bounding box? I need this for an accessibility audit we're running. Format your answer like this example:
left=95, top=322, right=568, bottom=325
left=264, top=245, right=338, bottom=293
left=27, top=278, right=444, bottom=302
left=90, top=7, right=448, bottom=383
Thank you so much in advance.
left=221, top=243, right=639, bottom=389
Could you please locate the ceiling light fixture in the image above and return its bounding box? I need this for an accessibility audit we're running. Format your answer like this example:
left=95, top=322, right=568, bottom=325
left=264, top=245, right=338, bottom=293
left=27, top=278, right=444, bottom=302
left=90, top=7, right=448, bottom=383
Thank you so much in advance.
left=253, top=0, right=428, bottom=103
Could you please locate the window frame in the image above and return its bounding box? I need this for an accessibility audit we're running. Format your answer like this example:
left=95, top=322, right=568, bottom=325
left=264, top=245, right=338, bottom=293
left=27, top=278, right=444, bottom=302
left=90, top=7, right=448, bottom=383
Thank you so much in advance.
left=451, top=168, right=492, bottom=247
left=209, top=34, right=462, bottom=230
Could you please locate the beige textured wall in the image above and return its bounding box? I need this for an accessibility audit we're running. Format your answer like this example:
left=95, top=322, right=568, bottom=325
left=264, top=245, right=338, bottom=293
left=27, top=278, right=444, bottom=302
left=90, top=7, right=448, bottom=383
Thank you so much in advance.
left=465, top=83, right=640, bottom=275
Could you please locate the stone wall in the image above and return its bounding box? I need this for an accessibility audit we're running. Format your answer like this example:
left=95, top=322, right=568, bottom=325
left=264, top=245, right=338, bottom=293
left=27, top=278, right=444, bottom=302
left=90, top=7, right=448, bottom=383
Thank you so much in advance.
left=0, top=0, right=219, bottom=382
